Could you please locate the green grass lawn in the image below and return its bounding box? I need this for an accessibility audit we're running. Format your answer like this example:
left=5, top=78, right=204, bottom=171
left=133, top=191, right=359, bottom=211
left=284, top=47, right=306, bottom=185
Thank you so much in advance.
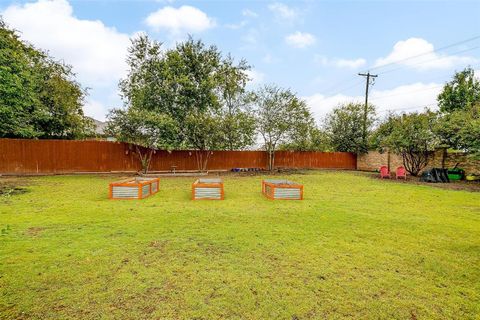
left=1, top=171, right=479, bottom=319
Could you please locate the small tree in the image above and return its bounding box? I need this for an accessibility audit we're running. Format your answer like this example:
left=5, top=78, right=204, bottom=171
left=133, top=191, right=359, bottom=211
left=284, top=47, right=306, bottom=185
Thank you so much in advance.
left=184, top=111, right=225, bottom=172
left=374, top=111, right=438, bottom=176
left=253, top=85, right=314, bottom=170
left=324, top=102, right=376, bottom=154
left=105, top=109, right=178, bottom=173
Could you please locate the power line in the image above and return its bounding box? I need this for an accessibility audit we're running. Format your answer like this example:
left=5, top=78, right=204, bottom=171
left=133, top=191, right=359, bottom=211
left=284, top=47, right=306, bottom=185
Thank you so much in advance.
left=369, top=84, right=443, bottom=103
left=375, top=45, right=480, bottom=76
left=378, top=103, right=437, bottom=114
left=363, top=34, right=480, bottom=73
left=369, top=63, right=480, bottom=103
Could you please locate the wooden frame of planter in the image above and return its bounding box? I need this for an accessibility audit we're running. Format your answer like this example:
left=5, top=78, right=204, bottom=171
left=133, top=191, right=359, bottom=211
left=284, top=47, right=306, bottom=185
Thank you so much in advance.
left=262, top=179, right=303, bottom=200
left=109, top=177, right=159, bottom=200
left=192, top=178, right=224, bottom=200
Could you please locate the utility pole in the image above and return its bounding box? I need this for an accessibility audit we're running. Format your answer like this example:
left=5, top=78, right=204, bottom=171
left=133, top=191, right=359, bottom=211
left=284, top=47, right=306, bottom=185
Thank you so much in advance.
left=358, top=72, right=378, bottom=150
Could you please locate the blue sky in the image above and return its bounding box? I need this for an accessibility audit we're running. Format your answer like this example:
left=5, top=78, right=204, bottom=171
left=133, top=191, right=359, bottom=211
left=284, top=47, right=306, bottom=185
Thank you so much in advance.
left=1, top=0, right=479, bottom=121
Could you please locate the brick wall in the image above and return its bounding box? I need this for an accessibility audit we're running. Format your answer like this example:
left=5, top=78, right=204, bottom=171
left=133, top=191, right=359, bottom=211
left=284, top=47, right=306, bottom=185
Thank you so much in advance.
left=430, top=149, right=480, bottom=174
left=357, top=149, right=480, bottom=174
left=356, top=151, right=404, bottom=172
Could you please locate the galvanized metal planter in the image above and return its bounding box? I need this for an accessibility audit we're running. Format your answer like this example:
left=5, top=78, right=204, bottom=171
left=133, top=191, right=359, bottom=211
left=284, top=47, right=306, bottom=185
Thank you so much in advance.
left=109, top=177, right=159, bottom=200
left=192, top=178, right=224, bottom=200
left=262, top=179, right=303, bottom=200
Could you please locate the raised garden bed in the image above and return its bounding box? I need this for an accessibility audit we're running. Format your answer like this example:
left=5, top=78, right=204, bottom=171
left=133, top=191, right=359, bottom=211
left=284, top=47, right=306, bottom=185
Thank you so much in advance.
left=262, top=179, right=303, bottom=200
left=109, top=177, right=159, bottom=200
left=192, top=178, right=224, bottom=200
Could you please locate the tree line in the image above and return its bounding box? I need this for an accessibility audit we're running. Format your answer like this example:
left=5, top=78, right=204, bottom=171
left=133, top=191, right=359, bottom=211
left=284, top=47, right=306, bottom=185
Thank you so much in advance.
left=1, top=19, right=478, bottom=174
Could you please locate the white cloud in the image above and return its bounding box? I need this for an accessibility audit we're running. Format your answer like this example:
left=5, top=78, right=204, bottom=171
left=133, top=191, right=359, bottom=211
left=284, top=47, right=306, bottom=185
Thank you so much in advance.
left=145, top=5, right=215, bottom=34
left=375, top=38, right=478, bottom=70
left=84, top=100, right=109, bottom=121
left=1, top=0, right=131, bottom=120
left=315, top=55, right=366, bottom=69
left=242, top=9, right=258, bottom=18
left=263, top=53, right=280, bottom=64
left=225, top=20, right=248, bottom=30
left=268, top=2, right=298, bottom=21
left=241, top=28, right=260, bottom=46
left=2, top=0, right=130, bottom=85
left=304, top=82, right=441, bottom=122
left=285, top=32, right=316, bottom=48
left=245, top=69, right=265, bottom=86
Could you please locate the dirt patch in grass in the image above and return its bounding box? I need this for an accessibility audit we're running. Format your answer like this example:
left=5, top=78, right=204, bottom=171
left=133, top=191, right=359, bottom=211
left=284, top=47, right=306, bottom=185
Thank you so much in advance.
left=0, top=178, right=30, bottom=196
left=363, top=171, right=480, bottom=192
left=24, top=227, right=46, bottom=237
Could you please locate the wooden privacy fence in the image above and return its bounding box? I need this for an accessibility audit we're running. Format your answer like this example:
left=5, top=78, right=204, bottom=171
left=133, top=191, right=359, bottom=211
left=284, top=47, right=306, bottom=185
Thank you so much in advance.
left=0, top=139, right=357, bottom=175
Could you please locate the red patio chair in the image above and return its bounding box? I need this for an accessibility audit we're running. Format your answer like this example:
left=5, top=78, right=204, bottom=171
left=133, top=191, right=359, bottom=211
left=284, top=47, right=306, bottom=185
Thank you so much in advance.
left=396, top=166, right=407, bottom=179
left=379, top=165, right=390, bottom=179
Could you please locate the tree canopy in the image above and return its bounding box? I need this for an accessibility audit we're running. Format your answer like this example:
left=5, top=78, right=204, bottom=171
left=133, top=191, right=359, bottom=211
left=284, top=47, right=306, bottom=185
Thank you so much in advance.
left=0, top=19, right=93, bottom=139
left=437, top=67, right=480, bottom=113
left=435, top=68, right=480, bottom=158
left=324, top=102, right=376, bottom=154
left=253, top=84, right=316, bottom=170
left=110, top=34, right=257, bottom=171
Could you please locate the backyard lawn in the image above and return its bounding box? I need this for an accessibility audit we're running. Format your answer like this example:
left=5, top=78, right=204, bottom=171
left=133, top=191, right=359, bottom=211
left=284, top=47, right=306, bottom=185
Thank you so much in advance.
left=0, top=171, right=479, bottom=319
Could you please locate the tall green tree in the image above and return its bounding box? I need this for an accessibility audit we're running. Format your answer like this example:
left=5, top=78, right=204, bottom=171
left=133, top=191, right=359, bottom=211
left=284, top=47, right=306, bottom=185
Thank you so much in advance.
left=324, top=102, right=376, bottom=154
left=434, top=103, right=480, bottom=158
left=115, top=35, right=256, bottom=171
left=216, top=55, right=256, bottom=150
left=253, top=85, right=315, bottom=170
left=437, top=67, right=480, bottom=113
left=435, top=68, right=480, bottom=159
left=0, top=19, right=93, bottom=139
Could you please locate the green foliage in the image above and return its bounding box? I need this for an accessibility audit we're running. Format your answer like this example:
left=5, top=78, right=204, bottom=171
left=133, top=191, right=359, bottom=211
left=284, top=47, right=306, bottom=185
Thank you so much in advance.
left=114, top=34, right=256, bottom=170
left=435, top=68, right=480, bottom=159
left=438, top=67, right=480, bottom=113
left=105, top=108, right=178, bottom=173
left=216, top=55, right=256, bottom=150
left=324, top=102, right=376, bottom=154
left=373, top=111, right=438, bottom=176
left=253, top=85, right=316, bottom=169
left=435, top=103, right=480, bottom=158
left=0, top=19, right=93, bottom=139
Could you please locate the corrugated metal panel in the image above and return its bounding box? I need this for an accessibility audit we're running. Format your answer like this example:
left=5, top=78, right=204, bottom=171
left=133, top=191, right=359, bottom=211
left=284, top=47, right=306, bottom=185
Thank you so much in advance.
left=141, top=185, right=150, bottom=198
left=194, top=187, right=222, bottom=199
left=112, top=186, right=138, bottom=199
left=151, top=181, right=158, bottom=193
left=274, top=188, right=301, bottom=199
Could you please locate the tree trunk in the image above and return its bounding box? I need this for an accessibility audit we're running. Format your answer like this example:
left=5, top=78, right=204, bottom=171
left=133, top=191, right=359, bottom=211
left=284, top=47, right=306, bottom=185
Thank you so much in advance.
left=136, top=146, right=153, bottom=174
left=401, top=149, right=429, bottom=176
left=441, top=147, right=447, bottom=168
left=267, top=149, right=275, bottom=171
left=195, top=150, right=212, bottom=172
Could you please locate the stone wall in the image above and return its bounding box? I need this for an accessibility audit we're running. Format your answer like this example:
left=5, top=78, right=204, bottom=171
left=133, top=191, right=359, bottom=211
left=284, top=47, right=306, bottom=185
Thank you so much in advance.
left=357, top=149, right=480, bottom=174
